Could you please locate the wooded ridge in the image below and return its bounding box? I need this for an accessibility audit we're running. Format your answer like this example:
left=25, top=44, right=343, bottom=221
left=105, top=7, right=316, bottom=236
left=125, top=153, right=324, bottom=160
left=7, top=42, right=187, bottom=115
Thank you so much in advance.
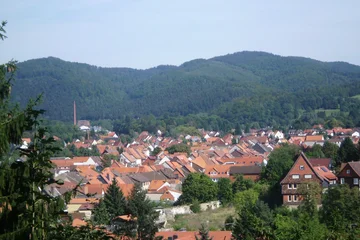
left=12, top=51, right=360, bottom=128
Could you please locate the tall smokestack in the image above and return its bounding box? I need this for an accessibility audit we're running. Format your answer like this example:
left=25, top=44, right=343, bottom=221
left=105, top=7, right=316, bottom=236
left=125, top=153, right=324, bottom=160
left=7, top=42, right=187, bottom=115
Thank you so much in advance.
left=74, top=101, right=76, bottom=126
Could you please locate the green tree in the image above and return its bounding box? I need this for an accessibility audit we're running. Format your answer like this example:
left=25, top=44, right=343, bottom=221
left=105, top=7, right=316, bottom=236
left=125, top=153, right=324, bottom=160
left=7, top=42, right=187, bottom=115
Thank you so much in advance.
left=165, top=143, right=191, bottom=155
left=233, top=189, right=259, bottom=212
left=195, top=224, right=213, bottom=240
left=190, top=199, right=201, bottom=213
left=337, top=137, right=360, bottom=165
left=232, top=175, right=255, bottom=194
left=305, top=143, right=325, bottom=158
left=232, top=200, right=273, bottom=240
left=177, top=173, right=218, bottom=204
left=217, top=178, right=233, bottom=205
left=224, top=215, right=235, bottom=231
left=322, top=141, right=339, bottom=164
left=261, top=144, right=299, bottom=207
left=103, top=177, right=126, bottom=220
left=151, top=147, right=162, bottom=156
left=320, top=184, right=360, bottom=239
left=126, top=183, right=159, bottom=240
left=92, top=199, right=110, bottom=226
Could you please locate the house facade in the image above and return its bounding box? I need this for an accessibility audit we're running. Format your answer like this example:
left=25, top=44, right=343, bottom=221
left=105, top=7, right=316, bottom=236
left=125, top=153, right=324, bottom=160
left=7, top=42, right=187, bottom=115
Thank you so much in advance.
left=280, top=152, right=326, bottom=207
left=337, top=162, right=360, bottom=188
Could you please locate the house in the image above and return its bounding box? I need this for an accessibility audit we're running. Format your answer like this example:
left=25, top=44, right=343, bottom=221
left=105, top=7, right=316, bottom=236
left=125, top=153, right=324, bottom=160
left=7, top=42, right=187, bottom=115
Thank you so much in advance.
left=204, top=165, right=231, bottom=182
left=280, top=152, right=337, bottom=207
left=160, top=188, right=182, bottom=202
left=337, top=161, right=360, bottom=188
left=303, top=135, right=325, bottom=147
left=273, top=131, right=284, bottom=139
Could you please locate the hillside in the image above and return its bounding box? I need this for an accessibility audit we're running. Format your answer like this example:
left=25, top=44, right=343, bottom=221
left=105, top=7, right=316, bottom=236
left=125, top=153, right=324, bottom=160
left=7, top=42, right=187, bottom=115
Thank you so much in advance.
left=11, top=51, right=360, bottom=127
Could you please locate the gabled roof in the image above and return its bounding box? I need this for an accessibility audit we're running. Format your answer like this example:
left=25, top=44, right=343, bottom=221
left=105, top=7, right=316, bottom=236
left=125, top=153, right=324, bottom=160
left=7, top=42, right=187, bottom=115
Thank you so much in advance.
left=309, top=158, right=332, bottom=167
left=280, top=152, right=323, bottom=184
left=305, top=135, right=324, bottom=142
left=313, top=166, right=337, bottom=181
left=348, top=162, right=360, bottom=176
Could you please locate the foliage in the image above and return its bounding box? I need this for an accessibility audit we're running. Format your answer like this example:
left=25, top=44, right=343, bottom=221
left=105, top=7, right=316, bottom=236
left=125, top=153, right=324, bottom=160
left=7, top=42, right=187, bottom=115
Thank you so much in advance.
left=195, top=224, right=213, bottom=240
left=261, top=144, right=300, bottom=208
left=224, top=215, right=234, bottom=231
left=92, top=199, right=110, bottom=226
left=337, top=137, right=360, bottom=165
left=0, top=23, right=76, bottom=239
left=217, top=178, right=233, bottom=205
left=304, top=144, right=325, bottom=158
left=190, top=199, right=201, bottom=213
left=320, top=184, right=360, bottom=239
left=11, top=52, right=360, bottom=130
left=232, top=200, right=273, bottom=240
left=165, top=143, right=191, bottom=155
left=103, top=177, right=126, bottom=220
left=233, top=189, right=259, bottom=212
left=322, top=141, right=339, bottom=164
left=232, top=175, right=255, bottom=193
left=151, top=147, right=162, bottom=156
left=126, top=183, right=159, bottom=240
left=177, top=173, right=218, bottom=204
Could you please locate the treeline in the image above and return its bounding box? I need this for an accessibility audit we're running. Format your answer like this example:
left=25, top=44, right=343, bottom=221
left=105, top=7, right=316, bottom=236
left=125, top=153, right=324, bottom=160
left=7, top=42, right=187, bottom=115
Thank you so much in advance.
left=11, top=51, right=360, bottom=129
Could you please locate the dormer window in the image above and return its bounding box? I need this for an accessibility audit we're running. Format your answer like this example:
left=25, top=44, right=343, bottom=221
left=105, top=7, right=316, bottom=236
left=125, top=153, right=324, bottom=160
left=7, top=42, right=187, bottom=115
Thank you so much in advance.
left=299, top=165, right=304, bottom=170
left=292, top=174, right=300, bottom=179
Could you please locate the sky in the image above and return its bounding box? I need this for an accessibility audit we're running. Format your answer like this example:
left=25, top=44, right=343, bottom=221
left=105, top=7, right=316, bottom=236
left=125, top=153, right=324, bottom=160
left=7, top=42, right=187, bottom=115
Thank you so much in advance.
left=0, top=0, right=359, bottom=69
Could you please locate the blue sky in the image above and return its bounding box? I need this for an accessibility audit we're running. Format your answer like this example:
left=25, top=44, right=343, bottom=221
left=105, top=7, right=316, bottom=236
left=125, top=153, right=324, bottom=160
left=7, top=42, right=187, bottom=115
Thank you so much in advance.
left=1, top=0, right=359, bottom=69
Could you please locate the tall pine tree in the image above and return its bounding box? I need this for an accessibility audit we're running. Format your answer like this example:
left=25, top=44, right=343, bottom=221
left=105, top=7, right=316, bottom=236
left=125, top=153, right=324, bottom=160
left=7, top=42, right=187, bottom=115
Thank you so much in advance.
left=103, top=177, right=126, bottom=220
left=92, top=199, right=110, bottom=226
left=127, top=183, right=159, bottom=240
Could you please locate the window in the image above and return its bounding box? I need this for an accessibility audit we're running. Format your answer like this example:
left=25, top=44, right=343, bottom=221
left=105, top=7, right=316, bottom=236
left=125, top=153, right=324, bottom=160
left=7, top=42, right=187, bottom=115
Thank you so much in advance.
left=340, top=178, right=344, bottom=184
left=346, top=169, right=351, bottom=174
left=299, top=165, right=305, bottom=170
left=288, top=195, right=292, bottom=202
left=288, top=184, right=292, bottom=189
left=293, top=183, right=297, bottom=189
left=354, top=178, right=359, bottom=185
left=305, top=174, right=312, bottom=179
left=292, top=174, right=300, bottom=179
left=294, top=195, right=298, bottom=202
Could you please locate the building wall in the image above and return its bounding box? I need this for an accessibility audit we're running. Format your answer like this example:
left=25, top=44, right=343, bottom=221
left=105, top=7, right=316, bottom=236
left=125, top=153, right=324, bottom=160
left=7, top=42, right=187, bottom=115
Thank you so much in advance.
left=338, top=164, right=360, bottom=188
left=281, top=154, right=321, bottom=205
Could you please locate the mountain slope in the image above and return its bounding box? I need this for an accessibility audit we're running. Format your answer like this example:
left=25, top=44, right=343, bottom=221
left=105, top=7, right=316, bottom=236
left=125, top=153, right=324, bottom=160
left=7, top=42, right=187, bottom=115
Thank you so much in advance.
left=11, top=52, right=360, bottom=126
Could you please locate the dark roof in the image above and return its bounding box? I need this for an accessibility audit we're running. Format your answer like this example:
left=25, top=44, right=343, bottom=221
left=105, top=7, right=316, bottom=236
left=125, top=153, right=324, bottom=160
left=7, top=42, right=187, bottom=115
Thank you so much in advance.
left=309, top=158, right=332, bottom=167
left=348, top=162, right=360, bottom=176
left=127, top=173, right=150, bottom=183
left=159, top=168, right=178, bottom=179
left=229, top=165, right=262, bottom=175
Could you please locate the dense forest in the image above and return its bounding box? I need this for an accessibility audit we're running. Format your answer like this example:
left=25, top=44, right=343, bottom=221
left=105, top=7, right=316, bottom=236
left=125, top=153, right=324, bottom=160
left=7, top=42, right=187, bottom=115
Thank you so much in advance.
left=11, top=52, right=360, bottom=131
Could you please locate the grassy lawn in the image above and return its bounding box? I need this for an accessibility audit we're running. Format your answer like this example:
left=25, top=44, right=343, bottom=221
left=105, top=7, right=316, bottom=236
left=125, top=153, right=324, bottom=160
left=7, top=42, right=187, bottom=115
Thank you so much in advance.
left=314, top=108, right=341, bottom=117
left=351, top=94, right=360, bottom=100
left=165, top=207, right=236, bottom=231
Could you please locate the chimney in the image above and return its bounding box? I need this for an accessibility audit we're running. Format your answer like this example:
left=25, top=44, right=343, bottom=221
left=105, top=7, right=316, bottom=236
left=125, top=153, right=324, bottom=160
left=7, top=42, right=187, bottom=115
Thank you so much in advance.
left=73, top=101, right=77, bottom=126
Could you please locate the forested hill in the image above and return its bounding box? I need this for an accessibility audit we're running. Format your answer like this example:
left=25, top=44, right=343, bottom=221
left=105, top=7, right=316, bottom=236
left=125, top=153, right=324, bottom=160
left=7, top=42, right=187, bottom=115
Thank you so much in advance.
left=11, top=51, right=360, bottom=128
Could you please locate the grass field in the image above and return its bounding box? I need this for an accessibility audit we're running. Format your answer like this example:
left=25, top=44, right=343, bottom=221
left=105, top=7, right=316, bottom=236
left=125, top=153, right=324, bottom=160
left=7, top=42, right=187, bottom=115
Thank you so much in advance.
left=351, top=94, right=360, bottom=100
left=165, top=207, right=236, bottom=231
left=314, top=108, right=341, bottom=117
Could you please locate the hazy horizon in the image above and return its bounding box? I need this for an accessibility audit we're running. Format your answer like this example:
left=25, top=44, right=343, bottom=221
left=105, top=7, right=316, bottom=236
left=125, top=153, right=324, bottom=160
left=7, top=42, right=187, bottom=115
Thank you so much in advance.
left=1, top=0, right=359, bottom=69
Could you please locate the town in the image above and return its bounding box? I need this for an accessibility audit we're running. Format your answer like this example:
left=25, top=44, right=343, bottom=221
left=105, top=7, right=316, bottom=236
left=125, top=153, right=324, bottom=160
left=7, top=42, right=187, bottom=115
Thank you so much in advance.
left=22, top=119, right=360, bottom=239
